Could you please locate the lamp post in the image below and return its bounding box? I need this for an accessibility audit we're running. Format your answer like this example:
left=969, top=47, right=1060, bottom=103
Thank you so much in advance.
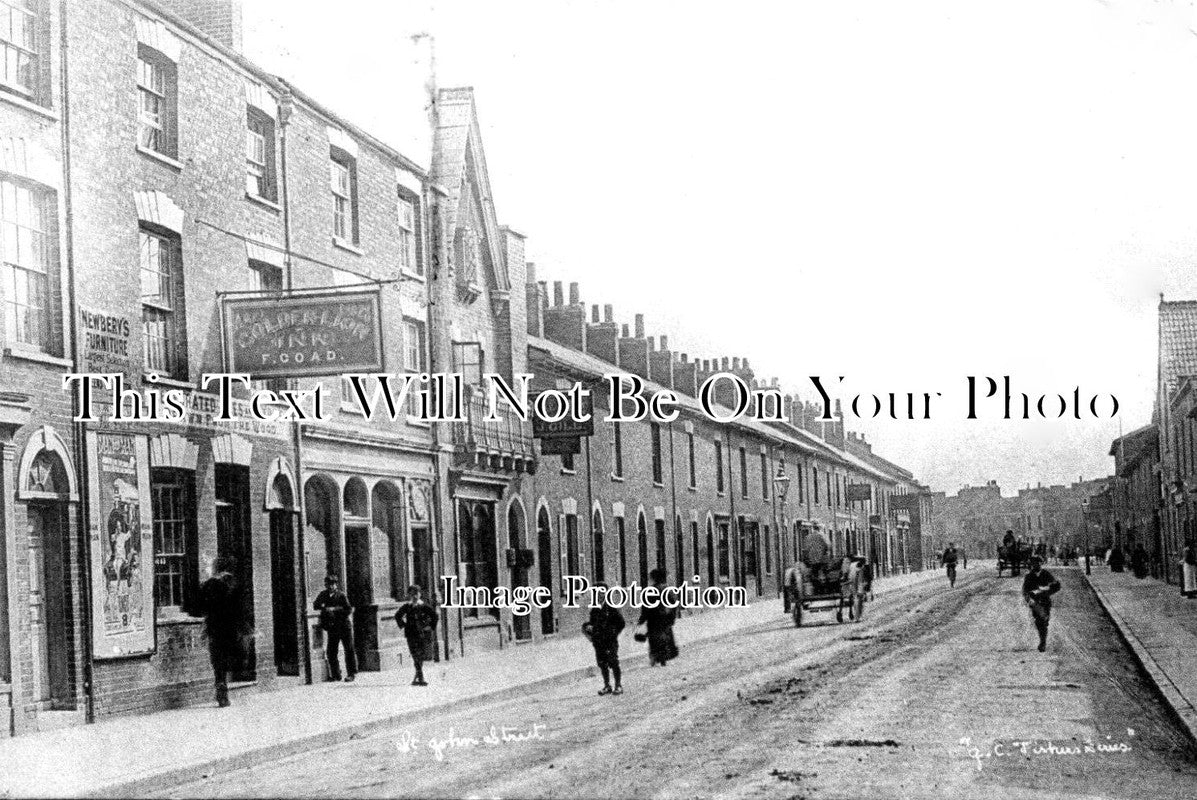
left=773, top=454, right=790, bottom=584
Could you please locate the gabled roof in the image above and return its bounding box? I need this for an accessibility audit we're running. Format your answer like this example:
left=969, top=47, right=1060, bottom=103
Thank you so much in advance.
left=1158, top=299, right=1197, bottom=400
left=430, top=87, right=510, bottom=291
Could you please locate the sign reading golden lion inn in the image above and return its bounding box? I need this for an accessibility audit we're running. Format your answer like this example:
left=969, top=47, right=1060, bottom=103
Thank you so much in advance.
left=220, top=287, right=384, bottom=379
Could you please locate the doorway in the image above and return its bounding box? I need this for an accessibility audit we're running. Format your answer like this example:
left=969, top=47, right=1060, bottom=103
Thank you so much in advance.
left=215, top=465, right=255, bottom=682
left=510, top=503, right=532, bottom=641
left=537, top=507, right=555, bottom=634
left=268, top=506, right=299, bottom=677
left=27, top=502, right=73, bottom=709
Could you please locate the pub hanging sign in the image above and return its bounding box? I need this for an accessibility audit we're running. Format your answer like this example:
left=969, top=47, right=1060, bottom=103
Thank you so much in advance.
left=220, top=287, right=384, bottom=379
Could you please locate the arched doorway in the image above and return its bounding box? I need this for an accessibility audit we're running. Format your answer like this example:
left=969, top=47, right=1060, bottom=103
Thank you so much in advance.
left=591, top=508, right=605, bottom=585
left=267, top=470, right=299, bottom=677
left=342, top=477, right=376, bottom=670
left=509, top=501, right=531, bottom=641
left=637, top=512, right=649, bottom=586
left=19, top=438, right=78, bottom=710
left=536, top=506, right=554, bottom=634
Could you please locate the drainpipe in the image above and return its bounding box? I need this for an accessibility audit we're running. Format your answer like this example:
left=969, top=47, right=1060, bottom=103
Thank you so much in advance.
left=57, top=0, right=96, bottom=724
left=276, top=87, right=312, bottom=685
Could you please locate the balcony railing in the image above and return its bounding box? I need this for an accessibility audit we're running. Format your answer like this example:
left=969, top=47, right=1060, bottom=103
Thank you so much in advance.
left=452, top=391, right=536, bottom=472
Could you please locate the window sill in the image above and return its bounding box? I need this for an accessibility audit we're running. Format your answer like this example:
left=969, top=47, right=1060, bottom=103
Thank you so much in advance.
left=405, top=415, right=431, bottom=428
left=332, top=237, right=364, bottom=256
left=340, top=402, right=365, bottom=416
left=560, top=468, right=577, bottom=476
left=246, top=192, right=282, bottom=212
left=143, top=373, right=193, bottom=391
left=136, top=145, right=183, bottom=171
left=688, top=485, right=698, bottom=493
left=653, top=481, right=665, bottom=489
left=610, top=474, right=624, bottom=483
left=156, top=611, right=202, bottom=626
left=3, top=347, right=70, bottom=368
left=0, top=90, right=57, bottom=121
left=399, top=268, right=426, bottom=283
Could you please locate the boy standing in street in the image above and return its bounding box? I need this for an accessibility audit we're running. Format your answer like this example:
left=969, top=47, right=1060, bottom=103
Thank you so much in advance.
left=583, top=583, right=626, bottom=695
left=1022, top=556, right=1061, bottom=652
left=394, top=585, right=438, bottom=686
left=314, top=574, right=357, bottom=682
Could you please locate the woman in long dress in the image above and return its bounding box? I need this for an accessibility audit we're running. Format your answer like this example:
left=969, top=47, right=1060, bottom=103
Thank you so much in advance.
left=637, top=568, right=678, bottom=666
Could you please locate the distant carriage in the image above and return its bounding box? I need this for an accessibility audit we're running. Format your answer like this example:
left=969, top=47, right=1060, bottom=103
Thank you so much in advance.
left=785, top=530, right=865, bottom=627
left=997, top=537, right=1032, bottom=577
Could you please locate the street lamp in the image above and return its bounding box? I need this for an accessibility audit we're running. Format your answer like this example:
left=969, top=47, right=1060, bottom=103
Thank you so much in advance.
left=773, top=454, right=791, bottom=503
left=773, top=454, right=790, bottom=586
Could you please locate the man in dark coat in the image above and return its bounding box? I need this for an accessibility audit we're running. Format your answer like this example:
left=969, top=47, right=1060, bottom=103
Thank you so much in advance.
left=200, top=556, right=241, bottom=707
left=1131, top=543, right=1149, bottom=579
left=394, top=585, right=438, bottom=686
left=637, top=568, right=678, bottom=666
left=1109, top=545, right=1126, bottom=572
left=313, top=574, right=356, bottom=682
left=582, top=583, right=626, bottom=695
left=940, top=543, right=959, bottom=587
left=1022, top=556, right=1061, bottom=652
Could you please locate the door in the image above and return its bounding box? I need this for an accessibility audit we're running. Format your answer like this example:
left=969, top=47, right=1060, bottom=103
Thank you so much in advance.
left=537, top=508, right=555, bottom=634
left=269, top=510, right=299, bottom=677
left=344, top=524, right=376, bottom=669
left=510, top=505, right=532, bottom=641
left=27, top=503, right=73, bottom=708
left=411, top=526, right=435, bottom=598
left=215, top=465, right=256, bottom=682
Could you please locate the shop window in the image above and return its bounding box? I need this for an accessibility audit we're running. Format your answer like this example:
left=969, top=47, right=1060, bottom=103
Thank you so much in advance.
left=150, top=468, right=197, bottom=615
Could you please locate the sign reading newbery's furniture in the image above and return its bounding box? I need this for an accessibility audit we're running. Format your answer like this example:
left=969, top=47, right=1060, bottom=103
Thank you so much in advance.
left=220, top=287, right=384, bottom=379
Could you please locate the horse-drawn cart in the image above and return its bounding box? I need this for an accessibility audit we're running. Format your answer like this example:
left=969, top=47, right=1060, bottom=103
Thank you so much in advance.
left=784, top=530, right=865, bottom=626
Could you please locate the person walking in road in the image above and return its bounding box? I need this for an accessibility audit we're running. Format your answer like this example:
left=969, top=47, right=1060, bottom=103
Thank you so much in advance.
left=1180, top=544, right=1197, bottom=598
left=582, top=583, right=626, bottom=695
left=314, top=574, right=356, bottom=682
left=1022, top=556, right=1061, bottom=652
left=394, top=585, right=438, bottom=686
left=940, top=542, right=959, bottom=587
left=637, top=568, right=678, bottom=666
left=1109, top=545, right=1125, bottom=572
left=782, top=561, right=801, bottom=614
left=200, top=556, right=241, bottom=708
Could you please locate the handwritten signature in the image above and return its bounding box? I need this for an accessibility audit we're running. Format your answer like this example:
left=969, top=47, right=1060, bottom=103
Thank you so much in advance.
left=396, top=724, right=547, bottom=762
left=959, top=730, right=1135, bottom=771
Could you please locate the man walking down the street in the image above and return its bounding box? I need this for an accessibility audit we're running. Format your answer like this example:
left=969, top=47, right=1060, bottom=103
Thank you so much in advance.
left=314, top=575, right=357, bottom=682
left=394, top=585, right=438, bottom=686
left=582, top=583, right=626, bottom=695
left=941, top=542, right=959, bottom=587
left=637, top=568, right=679, bottom=666
left=1022, top=556, right=1061, bottom=652
left=200, top=556, right=241, bottom=708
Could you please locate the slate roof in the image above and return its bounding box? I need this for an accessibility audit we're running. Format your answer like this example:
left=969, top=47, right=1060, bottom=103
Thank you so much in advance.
left=1158, top=300, right=1197, bottom=399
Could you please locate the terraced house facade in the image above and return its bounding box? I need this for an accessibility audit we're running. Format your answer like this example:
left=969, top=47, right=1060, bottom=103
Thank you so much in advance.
left=0, top=0, right=928, bottom=736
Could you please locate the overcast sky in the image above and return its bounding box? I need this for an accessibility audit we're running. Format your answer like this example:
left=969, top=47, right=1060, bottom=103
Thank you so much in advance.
left=242, top=0, right=1197, bottom=496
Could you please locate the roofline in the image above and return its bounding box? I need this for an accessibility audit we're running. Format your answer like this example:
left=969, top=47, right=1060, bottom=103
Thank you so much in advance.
left=134, top=0, right=428, bottom=179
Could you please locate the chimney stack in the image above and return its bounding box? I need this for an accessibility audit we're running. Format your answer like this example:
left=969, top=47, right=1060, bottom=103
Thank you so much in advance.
left=156, top=0, right=244, bottom=51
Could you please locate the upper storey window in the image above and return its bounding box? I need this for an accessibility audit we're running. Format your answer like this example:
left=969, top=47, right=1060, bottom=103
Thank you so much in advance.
left=0, top=0, right=39, bottom=102
left=137, top=47, right=177, bottom=159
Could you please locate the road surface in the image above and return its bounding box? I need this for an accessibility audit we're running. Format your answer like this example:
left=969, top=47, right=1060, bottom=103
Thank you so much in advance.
left=158, top=568, right=1197, bottom=799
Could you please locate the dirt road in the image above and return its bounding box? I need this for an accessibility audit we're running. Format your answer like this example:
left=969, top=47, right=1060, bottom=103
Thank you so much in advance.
left=159, top=568, right=1197, bottom=799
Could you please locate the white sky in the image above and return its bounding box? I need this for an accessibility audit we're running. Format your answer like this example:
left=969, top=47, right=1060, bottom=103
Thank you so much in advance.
left=242, top=0, right=1197, bottom=495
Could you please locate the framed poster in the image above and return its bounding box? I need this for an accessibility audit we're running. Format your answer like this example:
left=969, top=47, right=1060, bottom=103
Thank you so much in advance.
left=87, top=432, right=156, bottom=659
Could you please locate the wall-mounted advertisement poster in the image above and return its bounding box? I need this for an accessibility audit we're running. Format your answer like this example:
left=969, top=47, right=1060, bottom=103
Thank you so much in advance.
left=87, top=432, right=155, bottom=659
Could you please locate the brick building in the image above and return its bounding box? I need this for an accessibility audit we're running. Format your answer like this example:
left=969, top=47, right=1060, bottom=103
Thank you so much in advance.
left=0, top=0, right=928, bottom=736
left=1155, top=297, right=1197, bottom=585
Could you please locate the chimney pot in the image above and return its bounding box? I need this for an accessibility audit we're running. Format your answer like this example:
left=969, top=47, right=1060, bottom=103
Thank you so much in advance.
left=721, top=357, right=730, bottom=370
left=569, top=282, right=580, bottom=305
left=591, top=304, right=600, bottom=323
left=603, top=304, right=614, bottom=323
left=647, top=336, right=656, bottom=351
left=621, top=324, right=630, bottom=338
left=538, top=281, right=548, bottom=309
left=743, top=358, right=750, bottom=369
left=660, top=335, right=669, bottom=351
left=681, top=353, right=688, bottom=363
left=732, top=357, right=741, bottom=370
left=634, top=314, right=645, bottom=338
left=553, top=282, right=564, bottom=306
left=526, top=263, right=537, bottom=284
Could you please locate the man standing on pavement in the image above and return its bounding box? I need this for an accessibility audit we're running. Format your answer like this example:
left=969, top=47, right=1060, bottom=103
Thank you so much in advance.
left=314, top=574, right=357, bottom=682
left=940, top=542, right=959, bottom=587
left=1022, top=556, right=1061, bottom=652
left=394, top=585, right=437, bottom=686
left=200, top=556, right=241, bottom=708
left=582, top=583, right=626, bottom=695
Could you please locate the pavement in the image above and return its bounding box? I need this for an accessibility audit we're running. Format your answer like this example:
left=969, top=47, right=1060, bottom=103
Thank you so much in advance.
left=1083, top=565, right=1197, bottom=744
left=0, top=568, right=944, bottom=799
